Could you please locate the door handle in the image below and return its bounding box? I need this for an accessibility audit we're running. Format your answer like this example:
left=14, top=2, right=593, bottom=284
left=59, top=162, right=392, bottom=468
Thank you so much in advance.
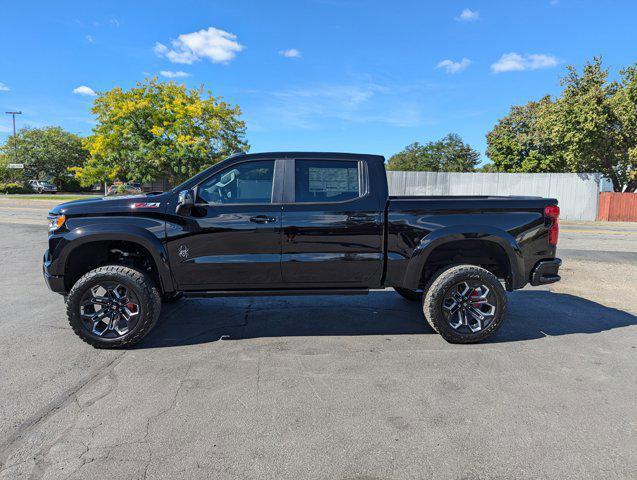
left=250, top=215, right=277, bottom=224
left=346, top=214, right=371, bottom=223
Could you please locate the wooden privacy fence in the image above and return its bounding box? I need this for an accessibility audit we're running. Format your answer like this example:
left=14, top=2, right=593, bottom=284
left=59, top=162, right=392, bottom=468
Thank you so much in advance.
left=597, top=192, right=637, bottom=221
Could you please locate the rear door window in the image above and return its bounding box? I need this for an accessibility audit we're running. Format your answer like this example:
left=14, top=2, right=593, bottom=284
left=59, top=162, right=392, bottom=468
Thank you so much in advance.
left=294, top=160, right=361, bottom=203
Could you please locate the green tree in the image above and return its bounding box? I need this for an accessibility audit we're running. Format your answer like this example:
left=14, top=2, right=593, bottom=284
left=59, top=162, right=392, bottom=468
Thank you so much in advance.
left=477, top=162, right=496, bottom=172
left=487, top=57, right=637, bottom=191
left=485, top=96, right=564, bottom=173
left=75, top=78, right=248, bottom=187
left=540, top=57, right=635, bottom=191
left=68, top=158, right=121, bottom=194
left=613, top=65, right=637, bottom=191
left=387, top=133, right=480, bottom=172
left=0, top=153, right=23, bottom=183
left=0, top=127, right=87, bottom=187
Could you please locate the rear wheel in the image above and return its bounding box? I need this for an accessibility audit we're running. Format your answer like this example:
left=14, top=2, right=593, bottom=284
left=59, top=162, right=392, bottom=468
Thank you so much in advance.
left=66, top=265, right=161, bottom=348
left=423, top=265, right=507, bottom=344
left=394, top=287, right=422, bottom=302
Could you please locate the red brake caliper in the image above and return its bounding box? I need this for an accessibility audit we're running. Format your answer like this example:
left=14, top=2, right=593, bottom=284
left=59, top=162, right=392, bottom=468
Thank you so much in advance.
left=470, top=289, right=480, bottom=307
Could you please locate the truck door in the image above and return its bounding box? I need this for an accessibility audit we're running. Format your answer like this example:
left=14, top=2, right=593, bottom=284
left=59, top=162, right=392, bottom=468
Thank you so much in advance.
left=280, top=158, right=383, bottom=286
left=167, top=159, right=283, bottom=289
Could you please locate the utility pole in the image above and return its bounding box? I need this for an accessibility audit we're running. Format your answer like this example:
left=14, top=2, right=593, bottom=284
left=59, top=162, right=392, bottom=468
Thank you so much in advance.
left=5, top=111, right=22, bottom=162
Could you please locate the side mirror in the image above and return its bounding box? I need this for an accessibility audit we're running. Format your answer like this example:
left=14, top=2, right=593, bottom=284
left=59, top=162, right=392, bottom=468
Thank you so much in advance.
left=176, top=189, right=195, bottom=215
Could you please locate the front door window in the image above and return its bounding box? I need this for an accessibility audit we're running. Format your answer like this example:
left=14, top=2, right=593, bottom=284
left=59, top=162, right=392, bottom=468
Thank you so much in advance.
left=198, top=160, right=275, bottom=204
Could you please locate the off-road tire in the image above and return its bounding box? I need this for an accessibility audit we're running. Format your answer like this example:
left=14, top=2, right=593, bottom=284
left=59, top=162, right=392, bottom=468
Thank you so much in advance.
left=423, top=265, right=507, bottom=344
left=394, top=287, right=422, bottom=302
left=66, top=265, right=162, bottom=349
left=161, top=291, right=184, bottom=303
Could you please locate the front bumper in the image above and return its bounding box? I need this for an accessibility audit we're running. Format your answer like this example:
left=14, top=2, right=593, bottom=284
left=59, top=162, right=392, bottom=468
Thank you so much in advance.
left=530, top=258, right=562, bottom=286
left=43, top=250, right=66, bottom=294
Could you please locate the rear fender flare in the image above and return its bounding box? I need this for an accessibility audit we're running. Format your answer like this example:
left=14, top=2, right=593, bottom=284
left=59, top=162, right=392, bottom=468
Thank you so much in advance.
left=53, top=224, right=174, bottom=292
left=402, top=225, right=524, bottom=290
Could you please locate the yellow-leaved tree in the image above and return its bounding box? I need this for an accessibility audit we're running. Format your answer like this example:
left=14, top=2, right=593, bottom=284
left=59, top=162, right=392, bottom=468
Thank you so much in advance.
left=72, top=78, right=248, bottom=189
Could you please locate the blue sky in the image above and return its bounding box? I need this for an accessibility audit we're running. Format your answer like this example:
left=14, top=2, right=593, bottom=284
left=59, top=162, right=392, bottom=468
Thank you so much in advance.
left=1, top=0, right=635, bottom=164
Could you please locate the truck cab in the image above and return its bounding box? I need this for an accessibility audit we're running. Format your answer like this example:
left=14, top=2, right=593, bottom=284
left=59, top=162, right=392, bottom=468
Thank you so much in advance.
left=165, top=153, right=387, bottom=290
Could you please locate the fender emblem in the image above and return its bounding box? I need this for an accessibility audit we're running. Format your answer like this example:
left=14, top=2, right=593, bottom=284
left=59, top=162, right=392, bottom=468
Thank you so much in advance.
left=132, top=202, right=161, bottom=209
left=178, top=245, right=189, bottom=259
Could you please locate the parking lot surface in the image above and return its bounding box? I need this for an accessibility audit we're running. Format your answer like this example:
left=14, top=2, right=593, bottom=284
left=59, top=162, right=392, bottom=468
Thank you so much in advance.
left=0, top=198, right=635, bottom=479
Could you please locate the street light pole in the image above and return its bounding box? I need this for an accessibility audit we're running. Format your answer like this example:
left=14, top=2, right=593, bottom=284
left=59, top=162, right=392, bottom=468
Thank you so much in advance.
left=5, top=111, right=22, bottom=163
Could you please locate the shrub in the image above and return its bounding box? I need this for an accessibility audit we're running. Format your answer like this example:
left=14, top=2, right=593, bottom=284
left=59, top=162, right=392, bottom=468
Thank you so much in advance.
left=0, top=183, right=31, bottom=194
left=59, top=176, right=88, bottom=192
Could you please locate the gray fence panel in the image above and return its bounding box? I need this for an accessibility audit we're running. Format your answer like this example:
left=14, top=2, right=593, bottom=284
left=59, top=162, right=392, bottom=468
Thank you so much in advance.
left=386, top=171, right=600, bottom=221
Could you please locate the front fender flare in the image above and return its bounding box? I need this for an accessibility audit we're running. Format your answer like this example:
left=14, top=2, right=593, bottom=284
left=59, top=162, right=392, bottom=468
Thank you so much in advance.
left=50, top=224, right=174, bottom=292
left=402, top=225, right=524, bottom=290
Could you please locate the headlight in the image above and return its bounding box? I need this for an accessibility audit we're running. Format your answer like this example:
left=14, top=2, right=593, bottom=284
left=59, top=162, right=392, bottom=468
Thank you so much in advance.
left=48, top=214, right=66, bottom=232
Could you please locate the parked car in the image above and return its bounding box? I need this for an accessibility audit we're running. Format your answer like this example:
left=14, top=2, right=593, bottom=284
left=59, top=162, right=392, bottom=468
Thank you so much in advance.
left=43, top=152, right=561, bottom=348
left=106, top=182, right=142, bottom=196
left=28, top=180, right=57, bottom=194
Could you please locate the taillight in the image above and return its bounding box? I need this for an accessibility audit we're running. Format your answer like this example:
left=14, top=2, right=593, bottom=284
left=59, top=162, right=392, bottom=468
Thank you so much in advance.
left=544, top=205, right=560, bottom=246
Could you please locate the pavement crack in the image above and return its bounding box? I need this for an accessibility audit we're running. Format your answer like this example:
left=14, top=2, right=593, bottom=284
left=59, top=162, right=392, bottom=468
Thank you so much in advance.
left=0, top=352, right=125, bottom=470
left=77, top=366, right=119, bottom=409
left=141, top=361, right=193, bottom=479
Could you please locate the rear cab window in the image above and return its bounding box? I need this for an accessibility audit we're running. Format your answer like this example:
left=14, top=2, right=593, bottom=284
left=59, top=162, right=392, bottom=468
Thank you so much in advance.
left=294, top=159, right=362, bottom=203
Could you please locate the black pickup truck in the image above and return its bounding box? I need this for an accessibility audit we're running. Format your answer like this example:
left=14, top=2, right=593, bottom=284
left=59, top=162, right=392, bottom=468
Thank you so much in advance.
left=43, top=152, right=561, bottom=348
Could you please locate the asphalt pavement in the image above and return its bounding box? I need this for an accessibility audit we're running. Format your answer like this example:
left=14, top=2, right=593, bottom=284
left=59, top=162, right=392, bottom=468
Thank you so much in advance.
left=0, top=198, right=635, bottom=479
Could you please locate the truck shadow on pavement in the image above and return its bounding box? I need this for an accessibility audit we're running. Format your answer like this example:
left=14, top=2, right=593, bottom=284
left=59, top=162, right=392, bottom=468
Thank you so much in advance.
left=137, top=290, right=637, bottom=348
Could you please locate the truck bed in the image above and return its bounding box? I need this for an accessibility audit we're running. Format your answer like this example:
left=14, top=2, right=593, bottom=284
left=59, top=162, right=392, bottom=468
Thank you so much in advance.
left=384, top=195, right=558, bottom=290
left=389, top=195, right=556, bottom=209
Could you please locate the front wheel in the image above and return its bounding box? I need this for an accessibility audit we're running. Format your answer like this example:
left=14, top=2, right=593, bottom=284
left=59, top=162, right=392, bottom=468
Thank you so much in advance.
left=423, top=265, right=507, bottom=344
left=66, top=265, right=162, bottom=348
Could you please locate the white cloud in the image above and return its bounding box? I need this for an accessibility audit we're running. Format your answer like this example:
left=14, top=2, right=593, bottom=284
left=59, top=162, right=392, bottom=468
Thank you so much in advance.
left=255, top=83, right=423, bottom=129
left=85, top=34, right=94, bottom=43
left=159, top=70, right=191, bottom=78
left=154, top=27, right=244, bottom=64
left=72, top=85, right=97, bottom=96
left=527, top=54, right=559, bottom=69
left=436, top=58, right=471, bottom=74
left=0, top=82, right=9, bottom=92
left=279, top=48, right=301, bottom=58
left=491, top=52, right=559, bottom=73
left=456, top=8, right=479, bottom=22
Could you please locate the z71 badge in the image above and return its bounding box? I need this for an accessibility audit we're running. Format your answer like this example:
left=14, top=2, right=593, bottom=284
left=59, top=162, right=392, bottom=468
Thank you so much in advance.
left=178, top=245, right=189, bottom=259
left=131, top=202, right=161, bottom=209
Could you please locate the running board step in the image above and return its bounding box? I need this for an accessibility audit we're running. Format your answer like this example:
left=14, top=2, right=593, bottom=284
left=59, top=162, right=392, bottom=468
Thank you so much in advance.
left=184, top=289, right=369, bottom=298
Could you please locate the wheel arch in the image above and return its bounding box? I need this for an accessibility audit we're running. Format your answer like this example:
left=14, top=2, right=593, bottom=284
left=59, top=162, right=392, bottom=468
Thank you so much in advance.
left=54, top=224, right=174, bottom=293
left=401, top=225, right=524, bottom=291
